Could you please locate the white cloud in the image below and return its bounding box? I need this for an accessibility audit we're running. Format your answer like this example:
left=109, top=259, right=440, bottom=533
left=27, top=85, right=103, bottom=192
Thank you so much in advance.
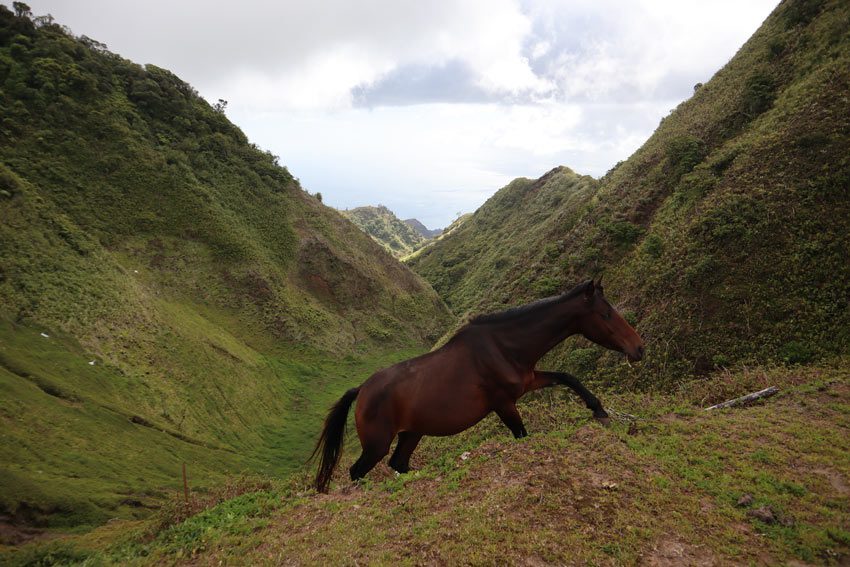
left=27, top=0, right=779, bottom=227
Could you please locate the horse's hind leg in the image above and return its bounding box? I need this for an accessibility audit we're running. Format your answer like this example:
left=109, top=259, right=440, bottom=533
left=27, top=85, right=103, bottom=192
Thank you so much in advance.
left=349, top=429, right=394, bottom=482
left=388, top=432, right=423, bottom=473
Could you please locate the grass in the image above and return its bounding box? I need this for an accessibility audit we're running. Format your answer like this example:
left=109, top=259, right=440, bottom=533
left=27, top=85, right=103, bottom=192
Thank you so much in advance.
left=8, top=361, right=846, bottom=565
left=0, top=313, right=430, bottom=531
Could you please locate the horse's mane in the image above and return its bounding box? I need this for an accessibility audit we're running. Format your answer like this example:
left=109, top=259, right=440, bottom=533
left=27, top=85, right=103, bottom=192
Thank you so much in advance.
left=468, top=280, right=592, bottom=325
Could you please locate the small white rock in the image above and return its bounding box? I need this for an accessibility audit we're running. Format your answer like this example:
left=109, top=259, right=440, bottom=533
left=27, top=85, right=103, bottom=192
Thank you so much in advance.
left=460, top=451, right=471, bottom=461
left=133, top=270, right=139, bottom=274
left=88, top=360, right=96, bottom=365
left=40, top=332, right=49, bottom=338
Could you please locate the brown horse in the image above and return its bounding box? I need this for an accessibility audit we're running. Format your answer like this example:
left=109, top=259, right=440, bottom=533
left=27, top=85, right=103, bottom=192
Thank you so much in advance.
left=313, top=279, right=644, bottom=492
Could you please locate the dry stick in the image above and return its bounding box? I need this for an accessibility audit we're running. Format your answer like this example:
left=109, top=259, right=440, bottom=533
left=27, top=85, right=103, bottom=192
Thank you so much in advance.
left=182, top=462, right=189, bottom=504
left=704, top=386, right=779, bottom=411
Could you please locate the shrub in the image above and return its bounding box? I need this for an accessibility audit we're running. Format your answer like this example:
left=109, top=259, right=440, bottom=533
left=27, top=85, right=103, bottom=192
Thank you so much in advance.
left=601, top=220, right=644, bottom=248
left=641, top=234, right=663, bottom=258
left=666, top=136, right=706, bottom=179
left=543, top=242, right=560, bottom=260
left=534, top=276, right=562, bottom=296
left=0, top=168, right=20, bottom=198
left=768, top=39, right=786, bottom=59
left=564, top=348, right=600, bottom=376
left=742, top=73, right=776, bottom=119
left=782, top=0, right=824, bottom=28
left=683, top=256, right=721, bottom=289
left=672, top=169, right=717, bottom=210
left=778, top=341, right=814, bottom=365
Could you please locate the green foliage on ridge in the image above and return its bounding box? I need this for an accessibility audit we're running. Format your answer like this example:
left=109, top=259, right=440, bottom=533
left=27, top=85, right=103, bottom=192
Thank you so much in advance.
left=408, top=167, right=598, bottom=310
left=0, top=4, right=450, bottom=529
left=339, top=205, right=427, bottom=258
left=409, top=0, right=850, bottom=384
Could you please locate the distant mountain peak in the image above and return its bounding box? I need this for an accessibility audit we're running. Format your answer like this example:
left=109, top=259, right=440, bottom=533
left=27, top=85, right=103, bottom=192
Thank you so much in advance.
left=403, top=218, right=442, bottom=239
left=340, top=205, right=435, bottom=258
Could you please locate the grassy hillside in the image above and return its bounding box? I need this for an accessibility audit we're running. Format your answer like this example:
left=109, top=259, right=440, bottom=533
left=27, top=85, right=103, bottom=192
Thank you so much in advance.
left=404, top=212, right=471, bottom=262
left=8, top=362, right=848, bottom=565
left=0, top=5, right=450, bottom=530
left=409, top=0, right=850, bottom=384
left=340, top=205, right=427, bottom=258
left=408, top=167, right=598, bottom=311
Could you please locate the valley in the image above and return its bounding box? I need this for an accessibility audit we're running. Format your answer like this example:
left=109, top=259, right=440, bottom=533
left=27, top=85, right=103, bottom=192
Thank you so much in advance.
left=1, top=0, right=849, bottom=564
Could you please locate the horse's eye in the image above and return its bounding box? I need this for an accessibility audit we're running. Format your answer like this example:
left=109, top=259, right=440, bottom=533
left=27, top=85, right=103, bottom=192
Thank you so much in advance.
left=603, top=309, right=612, bottom=321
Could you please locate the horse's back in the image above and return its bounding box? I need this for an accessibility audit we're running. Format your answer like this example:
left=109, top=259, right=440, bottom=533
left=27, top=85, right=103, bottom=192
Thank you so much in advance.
left=355, top=342, right=490, bottom=437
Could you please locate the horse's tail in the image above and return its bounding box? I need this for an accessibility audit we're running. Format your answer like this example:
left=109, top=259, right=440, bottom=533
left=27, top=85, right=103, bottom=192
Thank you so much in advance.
left=311, top=387, right=360, bottom=493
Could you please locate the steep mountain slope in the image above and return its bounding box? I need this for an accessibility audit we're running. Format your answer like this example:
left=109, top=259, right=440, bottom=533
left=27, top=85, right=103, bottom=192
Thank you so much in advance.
left=409, top=0, right=850, bottom=382
left=0, top=6, right=450, bottom=528
left=340, top=205, right=426, bottom=257
left=403, top=218, right=442, bottom=239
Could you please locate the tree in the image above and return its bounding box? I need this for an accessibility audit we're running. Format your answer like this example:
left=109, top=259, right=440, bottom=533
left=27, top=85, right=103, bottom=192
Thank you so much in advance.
left=315, top=192, right=323, bottom=202
left=213, top=98, right=228, bottom=113
left=13, top=2, right=31, bottom=19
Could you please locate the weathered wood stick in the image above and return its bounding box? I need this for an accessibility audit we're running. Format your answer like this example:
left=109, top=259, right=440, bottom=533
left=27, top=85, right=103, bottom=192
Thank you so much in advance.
left=705, top=386, right=779, bottom=410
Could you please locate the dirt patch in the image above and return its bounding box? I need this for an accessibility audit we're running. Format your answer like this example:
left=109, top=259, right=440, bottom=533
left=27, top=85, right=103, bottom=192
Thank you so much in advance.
left=643, top=538, right=718, bottom=567
left=304, top=273, right=332, bottom=300
left=812, top=468, right=850, bottom=496
left=0, top=519, right=55, bottom=546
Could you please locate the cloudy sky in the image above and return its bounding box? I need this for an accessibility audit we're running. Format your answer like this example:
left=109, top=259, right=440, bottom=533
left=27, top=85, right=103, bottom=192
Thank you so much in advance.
left=28, top=0, right=777, bottom=228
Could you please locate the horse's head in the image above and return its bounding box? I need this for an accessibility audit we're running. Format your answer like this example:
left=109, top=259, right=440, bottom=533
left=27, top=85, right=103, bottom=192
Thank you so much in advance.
left=577, top=279, right=644, bottom=362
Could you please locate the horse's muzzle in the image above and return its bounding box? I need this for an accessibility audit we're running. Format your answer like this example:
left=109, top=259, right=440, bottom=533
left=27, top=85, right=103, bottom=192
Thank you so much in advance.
left=626, top=344, right=645, bottom=362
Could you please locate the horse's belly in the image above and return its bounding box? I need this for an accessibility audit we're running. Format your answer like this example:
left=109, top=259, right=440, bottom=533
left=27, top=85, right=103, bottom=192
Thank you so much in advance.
left=405, top=385, right=490, bottom=436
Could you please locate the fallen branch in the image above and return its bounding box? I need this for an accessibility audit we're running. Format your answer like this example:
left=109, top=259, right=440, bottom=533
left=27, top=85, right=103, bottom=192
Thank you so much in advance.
left=705, top=386, right=779, bottom=410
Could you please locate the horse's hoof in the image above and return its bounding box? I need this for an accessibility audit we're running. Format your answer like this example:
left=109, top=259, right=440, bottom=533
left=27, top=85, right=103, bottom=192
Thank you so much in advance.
left=595, top=416, right=612, bottom=427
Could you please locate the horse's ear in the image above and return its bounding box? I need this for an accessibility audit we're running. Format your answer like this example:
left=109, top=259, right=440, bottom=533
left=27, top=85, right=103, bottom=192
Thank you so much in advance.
left=596, top=275, right=604, bottom=292
left=584, top=279, right=596, bottom=300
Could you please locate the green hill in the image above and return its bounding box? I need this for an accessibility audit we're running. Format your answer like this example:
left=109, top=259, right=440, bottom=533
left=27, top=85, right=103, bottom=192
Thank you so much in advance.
left=409, top=0, right=850, bottom=384
left=340, top=205, right=427, bottom=258
left=403, top=212, right=471, bottom=263
left=408, top=167, right=598, bottom=311
left=0, top=5, right=450, bottom=530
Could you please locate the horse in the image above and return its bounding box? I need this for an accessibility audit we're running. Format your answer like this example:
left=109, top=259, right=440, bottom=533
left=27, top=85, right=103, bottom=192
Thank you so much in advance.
left=312, top=278, right=644, bottom=493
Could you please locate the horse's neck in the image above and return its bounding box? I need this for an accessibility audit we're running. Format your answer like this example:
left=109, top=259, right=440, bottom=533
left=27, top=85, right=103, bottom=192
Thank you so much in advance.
left=493, top=299, right=582, bottom=367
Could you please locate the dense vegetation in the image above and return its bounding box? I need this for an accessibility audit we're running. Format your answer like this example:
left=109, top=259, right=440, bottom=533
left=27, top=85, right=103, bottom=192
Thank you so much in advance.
left=409, top=167, right=598, bottom=311
left=0, top=3, right=449, bottom=531
left=410, top=0, right=850, bottom=385
left=339, top=205, right=428, bottom=258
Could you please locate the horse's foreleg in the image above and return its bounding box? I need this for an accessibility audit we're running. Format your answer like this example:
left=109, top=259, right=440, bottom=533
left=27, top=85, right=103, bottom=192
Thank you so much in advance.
left=388, top=431, right=423, bottom=473
left=533, top=371, right=611, bottom=426
left=494, top=402, right=528, bottom=439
